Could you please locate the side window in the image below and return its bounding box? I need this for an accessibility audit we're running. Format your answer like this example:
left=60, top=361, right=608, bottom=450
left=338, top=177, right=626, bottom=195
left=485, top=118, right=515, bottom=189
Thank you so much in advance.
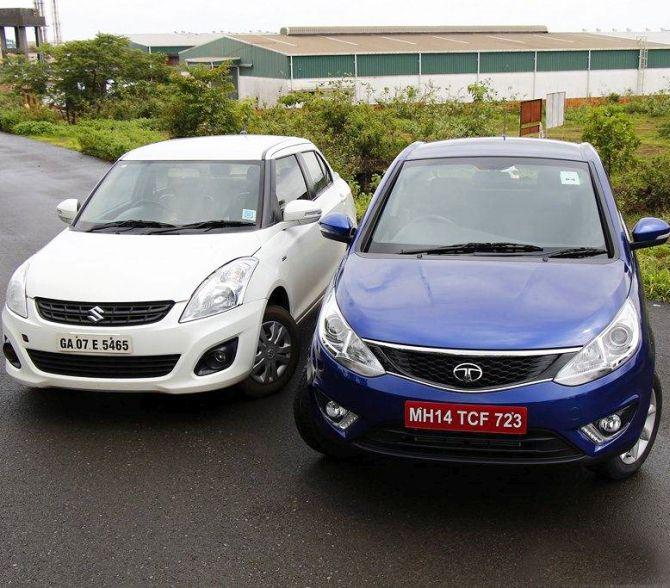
left=316, top=152, right=333, bottom=184
left=275, top=155, right=309, bottom=205
left=301, top=151, right=330, bottom=196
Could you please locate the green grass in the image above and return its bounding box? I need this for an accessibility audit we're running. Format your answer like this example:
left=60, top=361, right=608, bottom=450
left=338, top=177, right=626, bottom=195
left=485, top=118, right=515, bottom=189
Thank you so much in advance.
left=31, top=134, right=82, bottom=151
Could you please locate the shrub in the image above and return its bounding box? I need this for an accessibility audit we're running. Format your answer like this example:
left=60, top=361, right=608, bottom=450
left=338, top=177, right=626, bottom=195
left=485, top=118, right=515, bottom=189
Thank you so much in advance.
left=623, top=92, right=670, bottom=117
left=0, top=103, right=61, bottom=133
left=77, top=123, right=164, bottom=161
left=0, top=108, right=26, bottom=132
left=582, top=106, right=640, bottom=174
left=638, top=246, right=670, bottom=302
left=613, top=154, right=670, bottom=214
left=12, top=120, right=61, bottom=136
left=161, top=65, right=243, bottom=138
left=659, top=120, right=670, bottom=140
left=249, top=83, right=499, bottom=192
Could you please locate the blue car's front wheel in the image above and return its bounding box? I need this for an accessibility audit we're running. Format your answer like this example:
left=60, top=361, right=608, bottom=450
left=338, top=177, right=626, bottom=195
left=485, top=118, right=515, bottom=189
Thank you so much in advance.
left=589, top=375, right=662, bottom=481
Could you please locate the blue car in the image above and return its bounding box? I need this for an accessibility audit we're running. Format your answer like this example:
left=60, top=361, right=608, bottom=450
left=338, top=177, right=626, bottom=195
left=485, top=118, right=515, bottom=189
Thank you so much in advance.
left=294, top=137, right=669, bottom=480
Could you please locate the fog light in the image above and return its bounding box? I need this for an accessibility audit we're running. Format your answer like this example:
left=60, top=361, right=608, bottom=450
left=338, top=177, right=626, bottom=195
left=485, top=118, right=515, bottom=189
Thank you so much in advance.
left=194, top=338, right=238, bottom=376
left=326, top=401, right=348, bottom=420
left=580, top=405, right=635, bottom=445
left=598, top=414, right=622, bottom=434
left=3, top=340, right=21, bottom=369
left=318, top=394, right=359, bottom=430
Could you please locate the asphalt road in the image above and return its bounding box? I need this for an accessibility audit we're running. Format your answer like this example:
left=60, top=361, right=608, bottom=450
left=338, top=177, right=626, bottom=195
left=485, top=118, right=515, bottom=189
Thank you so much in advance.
left=1, top=132, right=670, bottom=586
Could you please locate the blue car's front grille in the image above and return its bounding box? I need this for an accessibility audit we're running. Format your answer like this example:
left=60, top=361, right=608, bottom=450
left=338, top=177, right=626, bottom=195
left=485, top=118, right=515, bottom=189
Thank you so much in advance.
left=369, top=344, right=565, bottom=391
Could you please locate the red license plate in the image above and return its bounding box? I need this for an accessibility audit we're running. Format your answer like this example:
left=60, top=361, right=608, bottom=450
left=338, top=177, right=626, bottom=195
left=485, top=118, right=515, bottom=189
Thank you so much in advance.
left=404, top=401, right=527, bottom=435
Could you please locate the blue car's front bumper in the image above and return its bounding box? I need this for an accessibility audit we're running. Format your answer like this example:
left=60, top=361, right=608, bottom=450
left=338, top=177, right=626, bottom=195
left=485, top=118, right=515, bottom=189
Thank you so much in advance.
left=306, top=339, right=655, bottom=465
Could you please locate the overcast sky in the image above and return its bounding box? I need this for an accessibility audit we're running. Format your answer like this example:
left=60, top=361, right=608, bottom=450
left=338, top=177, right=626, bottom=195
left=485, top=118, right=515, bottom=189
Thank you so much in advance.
left=1, top=0, right=669, bottom=40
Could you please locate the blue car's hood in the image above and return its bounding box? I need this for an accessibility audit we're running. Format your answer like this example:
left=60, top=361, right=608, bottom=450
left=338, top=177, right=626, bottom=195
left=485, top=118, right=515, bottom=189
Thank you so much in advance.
left=336, top=254, right=632, bottom=350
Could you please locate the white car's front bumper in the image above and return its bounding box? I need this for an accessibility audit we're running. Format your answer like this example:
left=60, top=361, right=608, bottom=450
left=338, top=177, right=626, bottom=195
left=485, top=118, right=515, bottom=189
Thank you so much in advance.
left=2, top=298, right=266, bottom=394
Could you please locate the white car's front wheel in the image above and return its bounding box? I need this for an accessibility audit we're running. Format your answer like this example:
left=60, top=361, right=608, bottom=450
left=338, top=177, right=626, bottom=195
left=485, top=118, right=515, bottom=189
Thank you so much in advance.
left=242, top=305, right=300, bottom=399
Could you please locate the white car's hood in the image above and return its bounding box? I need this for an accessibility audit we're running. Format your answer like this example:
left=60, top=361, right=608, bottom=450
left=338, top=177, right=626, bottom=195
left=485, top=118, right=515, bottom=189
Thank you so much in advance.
left=26, top=230, right=262, bottom=302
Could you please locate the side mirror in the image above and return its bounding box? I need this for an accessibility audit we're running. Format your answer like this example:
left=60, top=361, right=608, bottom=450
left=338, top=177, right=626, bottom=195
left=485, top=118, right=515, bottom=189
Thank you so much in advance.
left=283, top=200, right=322, bottom=224
left=56, top=199, right=80, bottom=225
left=630, top=217, right=670, bottom=250
left=319, top=212, right=356, bottom=244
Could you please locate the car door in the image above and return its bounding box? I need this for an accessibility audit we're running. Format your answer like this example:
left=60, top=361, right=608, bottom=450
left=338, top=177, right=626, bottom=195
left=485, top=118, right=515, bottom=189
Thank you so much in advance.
left=296, top=150, right=352, bottom=302
left=269, top=153, right=320, bottom=319
left=266, top=151, right=349, bottom=320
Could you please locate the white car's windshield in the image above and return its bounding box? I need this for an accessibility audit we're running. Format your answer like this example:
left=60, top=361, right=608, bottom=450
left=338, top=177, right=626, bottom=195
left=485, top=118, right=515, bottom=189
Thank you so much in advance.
left=74, top=160, right=262, bottom=233
left=368, top=157, right=609, bottom=257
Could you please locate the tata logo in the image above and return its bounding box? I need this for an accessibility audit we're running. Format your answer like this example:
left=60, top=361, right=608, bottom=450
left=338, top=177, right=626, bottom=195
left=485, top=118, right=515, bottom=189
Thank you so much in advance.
left=453, top=362, right=483, bottom=383
left=87, top=306, right=105, bottom=323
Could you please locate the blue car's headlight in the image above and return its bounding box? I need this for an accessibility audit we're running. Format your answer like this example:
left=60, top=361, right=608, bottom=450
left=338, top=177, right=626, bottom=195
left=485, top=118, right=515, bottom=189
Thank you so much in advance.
left=555, top=298, right=641, bottom=386
left=318, top=290, right=385, bottom=377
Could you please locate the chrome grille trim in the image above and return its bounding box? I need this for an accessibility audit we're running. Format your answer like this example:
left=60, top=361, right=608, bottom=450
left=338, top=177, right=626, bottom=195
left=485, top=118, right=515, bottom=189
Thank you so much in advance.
left=363, top=339, right=582, bottom=356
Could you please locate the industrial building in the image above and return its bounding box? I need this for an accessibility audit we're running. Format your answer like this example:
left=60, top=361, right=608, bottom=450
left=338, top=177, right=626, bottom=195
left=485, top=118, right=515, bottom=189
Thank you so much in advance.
left=128, top=33, right=222, bottom=65
left=179, top=25, right=670, bottom=104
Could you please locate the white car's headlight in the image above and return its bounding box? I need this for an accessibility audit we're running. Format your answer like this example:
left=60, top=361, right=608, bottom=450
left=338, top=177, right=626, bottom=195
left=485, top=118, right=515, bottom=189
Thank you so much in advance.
left=318, top=290, right=384, bottom=377
left=180, top=257, right=258, bottom=323
left=6, top=262, right=29, bottom=318
left=555, top=298, right=640, bottom=386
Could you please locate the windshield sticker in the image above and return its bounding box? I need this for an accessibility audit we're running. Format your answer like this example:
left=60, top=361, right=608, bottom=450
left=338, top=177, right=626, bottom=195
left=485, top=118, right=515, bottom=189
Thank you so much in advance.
left=560, top=171, right=581, bottom=185
left=242, top=209, right=257, bottom=222
left=501, top=165, right=520, bottom=179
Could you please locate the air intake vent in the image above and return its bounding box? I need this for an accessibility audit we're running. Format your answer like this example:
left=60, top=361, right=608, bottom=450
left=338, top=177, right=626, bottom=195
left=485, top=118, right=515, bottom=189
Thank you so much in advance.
left=27, top=350, right=180, bottom=379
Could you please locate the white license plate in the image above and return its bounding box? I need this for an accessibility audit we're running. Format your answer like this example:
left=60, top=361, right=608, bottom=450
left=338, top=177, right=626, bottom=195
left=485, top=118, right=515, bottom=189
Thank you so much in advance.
left=57, top=334, right=132, bottom=354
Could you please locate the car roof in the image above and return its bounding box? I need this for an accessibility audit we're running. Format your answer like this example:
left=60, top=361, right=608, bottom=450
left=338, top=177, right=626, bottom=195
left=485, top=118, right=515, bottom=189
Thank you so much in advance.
left=121, top=134, right=312, bottom=161
left=406, top=137, right=596, bottom=162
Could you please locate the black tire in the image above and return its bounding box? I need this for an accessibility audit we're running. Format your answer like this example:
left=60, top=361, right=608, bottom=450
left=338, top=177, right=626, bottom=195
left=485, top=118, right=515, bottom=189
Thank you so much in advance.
left=293, top=382, right=359, bottom=459
left=588, top=375, right=663, bottom=481
left=241, top=305, right=300, bottom=399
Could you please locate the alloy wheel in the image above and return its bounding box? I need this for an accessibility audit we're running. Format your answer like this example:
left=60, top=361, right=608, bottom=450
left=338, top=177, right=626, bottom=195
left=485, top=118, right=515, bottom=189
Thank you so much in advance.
left=620, top=388, right=658, bottom=465
left=251, top=320, right=292, bottom=385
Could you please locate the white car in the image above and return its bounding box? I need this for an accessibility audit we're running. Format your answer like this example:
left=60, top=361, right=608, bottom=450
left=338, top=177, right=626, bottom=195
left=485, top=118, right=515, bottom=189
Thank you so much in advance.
left=2, top=135, right=356, bottom=396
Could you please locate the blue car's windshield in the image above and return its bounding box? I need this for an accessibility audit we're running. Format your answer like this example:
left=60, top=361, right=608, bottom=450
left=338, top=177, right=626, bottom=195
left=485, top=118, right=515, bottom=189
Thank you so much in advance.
left=368, top=157, right=609, bottom=255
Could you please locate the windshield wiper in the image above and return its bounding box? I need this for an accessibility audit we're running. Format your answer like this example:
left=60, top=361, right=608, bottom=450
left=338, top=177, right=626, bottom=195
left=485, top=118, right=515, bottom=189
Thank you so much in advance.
left=149, top=220, right=256, bottom=234
left=400, top=242, right=544, bottom=256
left=543, top=247, right=609, bottom=259
left=86, top=220, right=177, bottom=233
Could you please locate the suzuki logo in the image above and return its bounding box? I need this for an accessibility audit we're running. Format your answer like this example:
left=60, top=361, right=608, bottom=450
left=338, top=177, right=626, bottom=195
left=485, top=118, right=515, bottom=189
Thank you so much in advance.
left=453, top=362, right=483, bottom=383
left=87, top=306, right=105, bottom=323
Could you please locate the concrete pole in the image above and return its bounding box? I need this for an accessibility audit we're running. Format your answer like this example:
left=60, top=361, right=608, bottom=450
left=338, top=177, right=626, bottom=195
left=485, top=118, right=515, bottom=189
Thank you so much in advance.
left=16, top=26, right=29, bottom=56
left=0, top=28, right=7, bottom=59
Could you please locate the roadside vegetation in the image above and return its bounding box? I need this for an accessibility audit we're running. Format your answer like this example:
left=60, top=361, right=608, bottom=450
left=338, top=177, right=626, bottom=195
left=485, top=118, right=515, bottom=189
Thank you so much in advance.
left=1, top=34, right=670, bottom=301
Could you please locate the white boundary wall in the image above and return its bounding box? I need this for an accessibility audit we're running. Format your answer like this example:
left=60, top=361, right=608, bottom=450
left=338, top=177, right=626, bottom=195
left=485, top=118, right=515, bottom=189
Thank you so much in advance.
left=238, top=69, right=670, bottom=105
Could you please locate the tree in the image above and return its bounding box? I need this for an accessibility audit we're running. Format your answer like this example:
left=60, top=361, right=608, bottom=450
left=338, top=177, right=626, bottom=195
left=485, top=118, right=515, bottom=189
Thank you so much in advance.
left=161, top=65, right=243, bottom=137
left=47, top=34, right=170, bottom=123
left=0, top=55, right=51, bottom=98
left=582, top=106, right=640, bottom=174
